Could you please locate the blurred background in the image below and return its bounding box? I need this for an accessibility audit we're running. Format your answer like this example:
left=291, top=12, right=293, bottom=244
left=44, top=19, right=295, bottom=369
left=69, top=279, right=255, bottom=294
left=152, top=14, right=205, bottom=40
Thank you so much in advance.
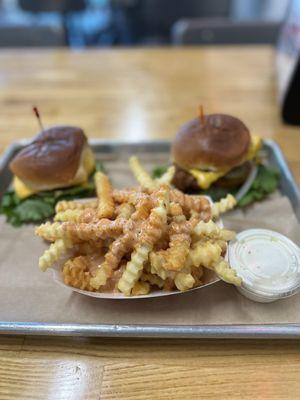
left=0, top=0, right=290, bottom=47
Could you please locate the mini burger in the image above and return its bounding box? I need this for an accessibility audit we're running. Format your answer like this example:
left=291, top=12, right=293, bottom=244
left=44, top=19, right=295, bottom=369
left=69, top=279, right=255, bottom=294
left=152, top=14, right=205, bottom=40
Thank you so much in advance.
left=10, top=125, right=95, bottom=199
left=171, top=114, right=262, bottom=194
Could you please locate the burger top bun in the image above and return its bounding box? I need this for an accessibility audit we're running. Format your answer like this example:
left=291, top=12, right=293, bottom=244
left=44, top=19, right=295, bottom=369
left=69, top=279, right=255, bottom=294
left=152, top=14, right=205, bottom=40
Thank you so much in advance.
left=10, top=126, right=89, bottom=189
left=171, top=114, right=251, bottom=171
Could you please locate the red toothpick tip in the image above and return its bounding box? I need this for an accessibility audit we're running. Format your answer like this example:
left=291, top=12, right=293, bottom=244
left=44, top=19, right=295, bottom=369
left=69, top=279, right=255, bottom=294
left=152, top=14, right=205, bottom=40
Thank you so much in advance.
left=199, top=105, right=205, bottom=125
left=33, top=106, right=44, bottom=131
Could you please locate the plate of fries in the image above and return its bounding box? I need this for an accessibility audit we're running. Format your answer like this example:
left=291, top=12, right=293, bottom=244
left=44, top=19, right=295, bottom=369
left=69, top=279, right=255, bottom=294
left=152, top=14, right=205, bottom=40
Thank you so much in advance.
left=35, top=156, right=241, bottom=299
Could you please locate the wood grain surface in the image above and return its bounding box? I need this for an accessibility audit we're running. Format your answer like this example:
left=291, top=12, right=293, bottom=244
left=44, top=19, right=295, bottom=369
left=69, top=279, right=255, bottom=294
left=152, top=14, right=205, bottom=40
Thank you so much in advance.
left=0, top=47, right=299, bottom=181
left=1, top=336, right=300, bottom=399
left=0, top=47, right=300, bottom=399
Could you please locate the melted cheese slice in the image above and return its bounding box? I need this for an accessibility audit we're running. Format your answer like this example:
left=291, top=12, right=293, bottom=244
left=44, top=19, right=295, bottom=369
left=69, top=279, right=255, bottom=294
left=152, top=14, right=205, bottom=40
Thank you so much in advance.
left=189, top=135, right=262, bottom=190
left=14, top=146, right=95, bottom=199
left=13, top=176, right=36, bottom=199
left=245, top=135, right=262, bottom=162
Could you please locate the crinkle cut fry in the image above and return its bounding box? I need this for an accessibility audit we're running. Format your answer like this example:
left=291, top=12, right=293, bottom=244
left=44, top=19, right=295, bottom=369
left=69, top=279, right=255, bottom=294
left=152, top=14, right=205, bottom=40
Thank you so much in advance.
left=194, top=220, right=236, bottom=241
left=113, top=189, right=150, bottom=207
left=149, top=251, right=194, bottom=291
left=158, top=213, right=203, bottom=271
left=112, top=189, right=133, bottom=204
left=156, top=218, right=191, bottom=272
left=214, top=258, right=241, bottom=286
left=129, top=156, right=157, bottom=191
left=149, top=251, right=173, bottom=280
left=159, top=233, right=190, bottom=271
left=212, top=194, right=237, bottom=219
left=156, top=166, right=175, bottom=185
left=132, top=280, right=150, bottom=296
left=117, top=188, right=169, bottom=295
left=117, top=243, right=151, bottom=295
left=116, top=203, right=135, bottom=219
left=174, top=272, right=195, bottom=291
left=131, top=196, right=153, bottom=221
left=63, top=256, right=95, bottom=291
left=169, top=189, right=211, bottom=220
left=55, top=199, right=97, bottom=213
left=55, top=208, right=97, bottom=223
left=90, top=203, right=137, bottom=290
left=169, top=202, right=184, bottom=217
left=214, top=239, right=227, bottom=254
left=39, top=238, right=72, bottom=271
left=90, top=231, right=135, bottom=289
left=149, top=210, right=198, bottom=272
left=35, top=219, right=125, bottom=242
left=190, top=240, right=222, bottom=268
left=94, top=171, right=115, bottom=219
left=89, top=262, right=110, bottom=289
left=138, top=187, right=169, bottom=247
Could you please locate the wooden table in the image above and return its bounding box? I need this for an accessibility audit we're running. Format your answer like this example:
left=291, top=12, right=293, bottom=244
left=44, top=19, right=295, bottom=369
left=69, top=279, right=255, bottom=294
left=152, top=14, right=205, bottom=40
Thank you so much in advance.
left=0, top=47, right=300, bottom=399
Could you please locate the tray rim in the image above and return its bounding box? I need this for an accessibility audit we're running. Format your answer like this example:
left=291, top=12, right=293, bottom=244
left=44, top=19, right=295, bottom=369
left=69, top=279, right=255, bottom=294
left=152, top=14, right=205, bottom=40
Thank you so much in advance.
left=1, top=322, right=300, bottom=338
left=0, top=138, right=300, bottom=338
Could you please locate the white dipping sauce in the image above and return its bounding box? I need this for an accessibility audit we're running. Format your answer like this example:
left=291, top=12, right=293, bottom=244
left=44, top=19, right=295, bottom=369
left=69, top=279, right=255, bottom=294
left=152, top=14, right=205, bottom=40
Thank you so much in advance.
left=228, top=229, right=300, bottom=303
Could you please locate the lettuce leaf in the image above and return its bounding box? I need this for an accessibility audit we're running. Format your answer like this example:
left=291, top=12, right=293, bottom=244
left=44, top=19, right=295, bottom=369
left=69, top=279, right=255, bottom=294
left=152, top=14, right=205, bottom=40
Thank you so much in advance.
left=238, top=165, right=279, bottom=207
left=152, top=165, right=168, bottom=179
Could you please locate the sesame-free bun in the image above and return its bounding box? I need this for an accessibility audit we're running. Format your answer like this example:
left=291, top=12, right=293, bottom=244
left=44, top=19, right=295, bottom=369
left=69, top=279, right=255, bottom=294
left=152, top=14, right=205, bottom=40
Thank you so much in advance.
left=10, top=126, right=94, bottom=191
left=171, top=114, right=251, bottom=170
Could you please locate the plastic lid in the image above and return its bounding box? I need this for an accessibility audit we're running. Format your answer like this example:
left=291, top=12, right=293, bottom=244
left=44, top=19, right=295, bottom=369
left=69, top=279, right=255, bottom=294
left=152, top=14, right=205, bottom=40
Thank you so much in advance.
left=228, top=229, right=300, bottom=300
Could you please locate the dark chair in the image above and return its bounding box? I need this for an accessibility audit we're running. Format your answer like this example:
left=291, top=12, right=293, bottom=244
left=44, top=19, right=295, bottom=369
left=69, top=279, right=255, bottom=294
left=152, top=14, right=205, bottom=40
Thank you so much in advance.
left=111, top=0, right=231, bottom=44
left=18, top=0, right=86, bottom=13
left=18, top=0, right=86, bottom=45
left=172, top=18, right=282, bottom=45
left=0, top=25, right=65, bottom=47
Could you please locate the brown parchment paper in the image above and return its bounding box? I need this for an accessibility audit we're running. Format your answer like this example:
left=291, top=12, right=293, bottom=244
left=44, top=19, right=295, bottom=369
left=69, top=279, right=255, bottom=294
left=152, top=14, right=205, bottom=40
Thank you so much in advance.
left=0, top=152, right=299, bottom=326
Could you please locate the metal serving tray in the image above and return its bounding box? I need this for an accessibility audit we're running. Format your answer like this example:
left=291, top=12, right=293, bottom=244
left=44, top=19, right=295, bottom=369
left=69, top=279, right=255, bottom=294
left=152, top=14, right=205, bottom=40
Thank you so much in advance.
left=0, top=139, right=299, bottom=339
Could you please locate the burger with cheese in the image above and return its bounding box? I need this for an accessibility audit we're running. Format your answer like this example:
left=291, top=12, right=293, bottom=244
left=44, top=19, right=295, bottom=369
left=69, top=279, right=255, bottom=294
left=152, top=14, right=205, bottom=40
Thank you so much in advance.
left=171, top=113, right=262, bottom=199
left=1, top=125, right=96, bottom=226
left=10, top=125, right=95, bottom=199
